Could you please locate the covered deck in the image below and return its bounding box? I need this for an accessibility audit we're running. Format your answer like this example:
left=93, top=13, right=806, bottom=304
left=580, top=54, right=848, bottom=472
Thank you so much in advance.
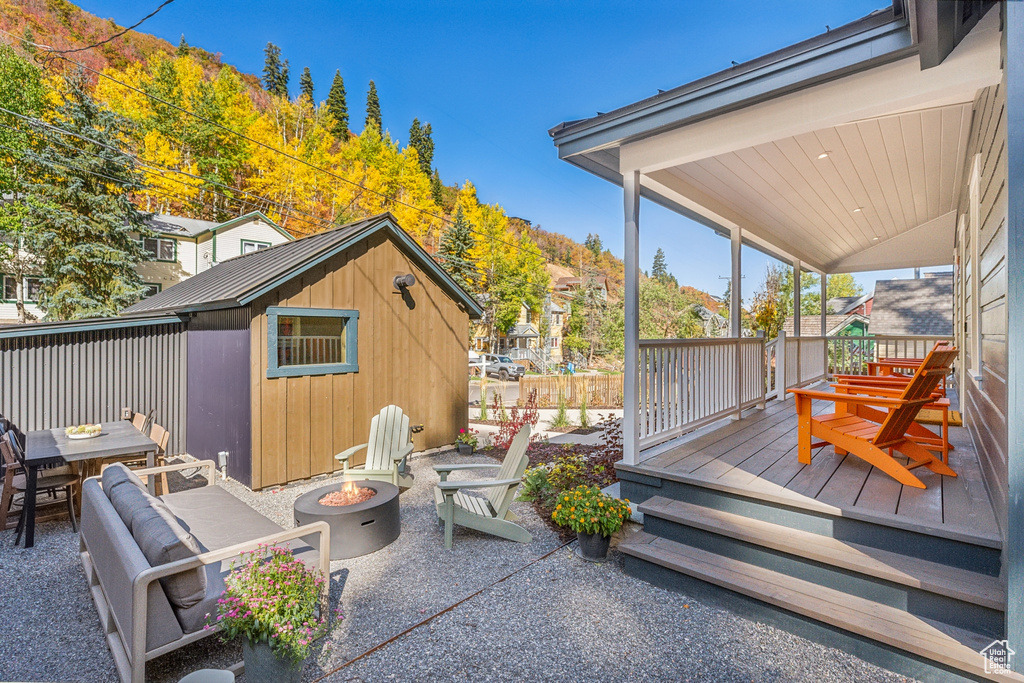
left=620, top=388, right=1001, bottom=548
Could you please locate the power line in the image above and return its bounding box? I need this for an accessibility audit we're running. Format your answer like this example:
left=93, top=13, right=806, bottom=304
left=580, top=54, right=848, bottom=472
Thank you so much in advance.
left=38, top=0, right=176, bottom=55
left=0, top=27, right=606, bottom=282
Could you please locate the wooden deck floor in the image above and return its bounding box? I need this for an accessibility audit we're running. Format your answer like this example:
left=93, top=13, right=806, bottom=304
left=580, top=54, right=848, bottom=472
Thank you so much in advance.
left=624, top=390, right=1001, bottom=546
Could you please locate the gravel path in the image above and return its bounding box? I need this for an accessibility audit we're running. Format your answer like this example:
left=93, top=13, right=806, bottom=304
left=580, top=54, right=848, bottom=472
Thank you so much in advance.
left=0, top=450, right=914, bottom=683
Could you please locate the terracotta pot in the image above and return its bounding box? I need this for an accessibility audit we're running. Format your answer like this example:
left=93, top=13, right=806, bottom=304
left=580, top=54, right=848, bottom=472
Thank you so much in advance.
left=577, top=530, right=611, bottom=562
left=242, top=638, right=304, bottom=683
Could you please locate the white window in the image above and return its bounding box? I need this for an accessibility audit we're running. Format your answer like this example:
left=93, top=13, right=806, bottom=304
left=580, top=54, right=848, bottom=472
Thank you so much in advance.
left=3, top=275, right=42, bottom=302
left=241, top=240, right=271, bottom=255
left=142, top=237, right=176, bottom=262
left=142, top=283, right=162, bottom=298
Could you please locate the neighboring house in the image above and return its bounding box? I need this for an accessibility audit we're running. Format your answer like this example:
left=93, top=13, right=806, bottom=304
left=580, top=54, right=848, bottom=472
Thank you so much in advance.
left=551, top=2, right=1024, bottom=679
left=554, top=275, right=608, bottom=301
left=827, top=293, right=873, bottom=316
left=869, top=273, right=953, bottom=336
left=136, top=211, right=293, bottom=297
left=0, top=210, right=293, bottom=325
left=782, top=313, right=869, bottom=337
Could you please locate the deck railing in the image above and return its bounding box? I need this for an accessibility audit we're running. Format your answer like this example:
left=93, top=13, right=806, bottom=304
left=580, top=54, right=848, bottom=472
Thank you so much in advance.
left=637, top=333, right=956, bottom=458
left=638, top=337, right=765, bottom=449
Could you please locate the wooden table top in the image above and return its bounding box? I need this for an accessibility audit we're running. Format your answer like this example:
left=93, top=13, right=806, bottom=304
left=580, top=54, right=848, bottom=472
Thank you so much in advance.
left=24, top=421, right=157, bottom=466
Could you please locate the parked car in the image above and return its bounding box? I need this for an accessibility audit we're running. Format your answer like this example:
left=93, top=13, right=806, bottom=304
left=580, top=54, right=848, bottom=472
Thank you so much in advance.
left=470, top=353, right=525, bottom=381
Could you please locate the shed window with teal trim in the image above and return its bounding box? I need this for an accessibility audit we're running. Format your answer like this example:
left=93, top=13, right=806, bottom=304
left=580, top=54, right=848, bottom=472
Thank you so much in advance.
left=267, top=306, right=359, bottom=378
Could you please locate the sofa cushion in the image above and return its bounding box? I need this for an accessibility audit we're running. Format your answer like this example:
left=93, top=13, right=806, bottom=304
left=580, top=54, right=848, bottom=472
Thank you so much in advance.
left=132, top=502, right=207, bottom=609
left=102, top=462, right=147, bottom=497
left=108, top=479, right=156, bottom=532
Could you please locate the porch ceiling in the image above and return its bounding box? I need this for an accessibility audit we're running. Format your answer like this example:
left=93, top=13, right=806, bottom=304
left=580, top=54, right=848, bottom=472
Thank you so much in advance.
left=647, top=102, right=972, bottom=273
left=618, top=9, right=1003, bottom=273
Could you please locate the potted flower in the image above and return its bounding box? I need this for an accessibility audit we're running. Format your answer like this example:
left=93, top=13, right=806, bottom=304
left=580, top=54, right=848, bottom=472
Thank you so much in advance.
left=208, top=545, right=338, bottom=683
left=456, top=428, right=479, bottom=455
left=550, top=485, right=631, bottom=562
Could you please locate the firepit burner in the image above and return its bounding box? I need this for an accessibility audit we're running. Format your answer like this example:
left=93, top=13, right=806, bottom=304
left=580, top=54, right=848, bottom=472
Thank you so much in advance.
left=294, top=481, right=400, bottom=560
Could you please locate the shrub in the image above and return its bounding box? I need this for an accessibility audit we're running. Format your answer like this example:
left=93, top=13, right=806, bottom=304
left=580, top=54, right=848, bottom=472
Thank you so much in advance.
left=551, top=485, right=631, bottom=537
left=491, top=391, right=509, bottom=423
left=479, top=385, right=488, bottom=421
left=578, top=388, right=590, bottom=428
left=516, top=464, right=556, bottom=506
left=208, top=545, right=340, bottom=663
left=547, top=451, right=586, bottom=491
left=550, top=392, right=570, bottom=429
left=493, top=389, right=539, bottom=449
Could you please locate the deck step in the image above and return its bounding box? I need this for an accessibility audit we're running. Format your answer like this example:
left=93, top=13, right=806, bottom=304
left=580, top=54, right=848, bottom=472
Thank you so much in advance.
left=638, top=496, right=1006, bottom=611
left=620, top=532, right=1022, bottom=683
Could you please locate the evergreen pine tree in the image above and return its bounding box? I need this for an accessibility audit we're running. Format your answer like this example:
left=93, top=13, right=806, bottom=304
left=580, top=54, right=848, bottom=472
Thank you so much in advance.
left=408, top=118, right=421, bottom=156
left=299, top=67, right=314, bottom=101
left=407, top=118, right=435, bottom=174
left=262, top=42, right=282, bottom=95
left=430, top=169, right=445, bottom=207
left=651, top=248, right=669, bottom=280
left=178, top=34, right=189, bottom=54
left=262, top=43, right=289, bottom=97
left=438, top=206, right=476, bottom=291
left=326, top=70, right=348, bottom=138
left=584, top=233, right=603, bottom=258
left=21, top=26, right=36, bottom=54
left=365, top=80, right=381, bottom=131
left=24, top=70, right=151, bottom=320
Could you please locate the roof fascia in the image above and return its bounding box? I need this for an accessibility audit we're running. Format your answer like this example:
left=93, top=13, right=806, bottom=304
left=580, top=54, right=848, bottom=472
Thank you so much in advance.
left=0, top=314, right=185, bottom=339
left=552, top=15, right=912, bottom=159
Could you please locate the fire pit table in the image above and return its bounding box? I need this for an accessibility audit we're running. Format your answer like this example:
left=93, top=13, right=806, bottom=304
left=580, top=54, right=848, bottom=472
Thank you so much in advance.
left=293, top=480, right=400, bottom=560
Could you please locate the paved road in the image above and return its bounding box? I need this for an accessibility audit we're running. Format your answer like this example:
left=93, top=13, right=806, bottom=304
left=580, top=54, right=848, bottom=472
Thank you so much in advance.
left=469, top=379, right=520, bottom=405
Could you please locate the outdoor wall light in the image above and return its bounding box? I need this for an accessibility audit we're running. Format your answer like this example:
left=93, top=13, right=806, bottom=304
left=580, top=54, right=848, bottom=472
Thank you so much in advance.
left=393, top=273, right=416, bottom=290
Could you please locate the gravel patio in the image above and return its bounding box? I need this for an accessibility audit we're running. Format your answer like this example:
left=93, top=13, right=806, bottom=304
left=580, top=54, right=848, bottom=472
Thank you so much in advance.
left=0, top=449, right=915, bottom=683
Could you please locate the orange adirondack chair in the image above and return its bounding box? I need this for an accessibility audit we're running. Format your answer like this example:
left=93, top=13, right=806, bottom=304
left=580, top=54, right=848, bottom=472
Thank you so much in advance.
left=788, top=344, right=959, bottom=489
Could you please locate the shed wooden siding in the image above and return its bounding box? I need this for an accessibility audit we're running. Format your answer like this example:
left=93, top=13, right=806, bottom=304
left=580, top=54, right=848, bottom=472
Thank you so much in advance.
left=0, top=323, right=188, bottom=453
left=249, top=231, right=469, bottom=488
left=957, top=79, right=1009, bottom=531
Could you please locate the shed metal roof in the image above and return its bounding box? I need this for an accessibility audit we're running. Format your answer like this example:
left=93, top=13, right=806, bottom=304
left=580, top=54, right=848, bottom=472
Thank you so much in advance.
left=122, top=214, right=484, bottom=318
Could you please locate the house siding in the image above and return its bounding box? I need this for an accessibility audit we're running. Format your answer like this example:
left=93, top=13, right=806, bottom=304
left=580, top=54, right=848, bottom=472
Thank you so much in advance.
left=248, top=230, right=469, bottom=489
left=957, top=78, right=1009, bottom=533
left=197, top=218, right=291, bottom=272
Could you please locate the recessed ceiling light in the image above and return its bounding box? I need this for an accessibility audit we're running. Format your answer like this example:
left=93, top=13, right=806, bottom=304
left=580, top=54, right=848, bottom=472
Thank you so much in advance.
left=852, top=207, right=863, bottom=213
left=817, top=152, right=830, bottom=160
left=872, top=237, right=879, bottom=241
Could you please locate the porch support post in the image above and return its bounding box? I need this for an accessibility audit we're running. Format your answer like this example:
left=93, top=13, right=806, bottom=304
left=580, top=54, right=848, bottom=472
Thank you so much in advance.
left=622, top=170, right=641, bottom=466
left=1005, top=0, right=1024, bottom=671
left=821, top=272, right=829, bottom=378
left=793, top=261, right=802, bottom=337
left=731, top=227, right=742, bottom=418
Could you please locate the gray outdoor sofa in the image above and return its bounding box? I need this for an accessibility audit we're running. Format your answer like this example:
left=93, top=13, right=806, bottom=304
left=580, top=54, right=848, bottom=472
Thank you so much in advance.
left=80, top=460, right=330, bottom=683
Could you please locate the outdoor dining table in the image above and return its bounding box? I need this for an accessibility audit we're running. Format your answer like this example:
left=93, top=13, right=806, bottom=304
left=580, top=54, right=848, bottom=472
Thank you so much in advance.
left=20, top=421, right=158, bottom=548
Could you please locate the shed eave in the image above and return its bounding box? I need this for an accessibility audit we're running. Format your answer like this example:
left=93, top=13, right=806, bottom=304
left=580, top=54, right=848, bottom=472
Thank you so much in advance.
left=0, top=313, right=185, bottom=339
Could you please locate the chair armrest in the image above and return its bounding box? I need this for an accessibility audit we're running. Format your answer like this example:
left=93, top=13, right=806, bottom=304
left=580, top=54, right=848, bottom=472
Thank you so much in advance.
left=391, top=443, right=414, bottom=462
left=437, top=478, right=521, bottom=492
left=832, top=384, right=942, bottom=400
left=787, top=387, right=918, bottom=407
left=433, top=463, right=502, bottom=473
left=335, top=443, right=368, bottom=462
left=131, top=459, right=216, bottom=487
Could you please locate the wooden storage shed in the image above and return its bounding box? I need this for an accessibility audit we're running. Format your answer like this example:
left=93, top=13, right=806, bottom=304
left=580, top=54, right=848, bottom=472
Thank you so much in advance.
left=122, top=214, right=483, bottom=488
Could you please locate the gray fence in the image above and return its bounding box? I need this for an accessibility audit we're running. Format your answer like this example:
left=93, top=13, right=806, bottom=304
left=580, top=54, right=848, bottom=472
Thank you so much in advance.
left=0, top=322, right=188, bottom=453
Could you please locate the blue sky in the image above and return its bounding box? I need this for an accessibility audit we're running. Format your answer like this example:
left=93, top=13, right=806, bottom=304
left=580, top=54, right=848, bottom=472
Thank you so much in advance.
left=79, top=0, right=951, bottom=302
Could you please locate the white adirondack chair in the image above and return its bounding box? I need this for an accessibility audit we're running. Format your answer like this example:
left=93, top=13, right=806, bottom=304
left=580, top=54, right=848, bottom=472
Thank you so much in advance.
left=433, top=424, right=532, bottom=549
left=336, top=405, right=414, bottom=487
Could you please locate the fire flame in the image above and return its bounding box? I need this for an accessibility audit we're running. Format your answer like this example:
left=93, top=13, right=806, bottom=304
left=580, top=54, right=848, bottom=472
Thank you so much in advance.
left=341, top=480, right=359, bottom=494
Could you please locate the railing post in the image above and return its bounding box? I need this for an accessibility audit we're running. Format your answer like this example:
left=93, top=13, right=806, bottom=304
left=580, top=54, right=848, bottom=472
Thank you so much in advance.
left=622, top=171, right=641, bottom=466
left=821, top=274, right=829, bottom=378
left=776, top=330, right=787, bottom=400
left=756, top=331, right=766, bottom=409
